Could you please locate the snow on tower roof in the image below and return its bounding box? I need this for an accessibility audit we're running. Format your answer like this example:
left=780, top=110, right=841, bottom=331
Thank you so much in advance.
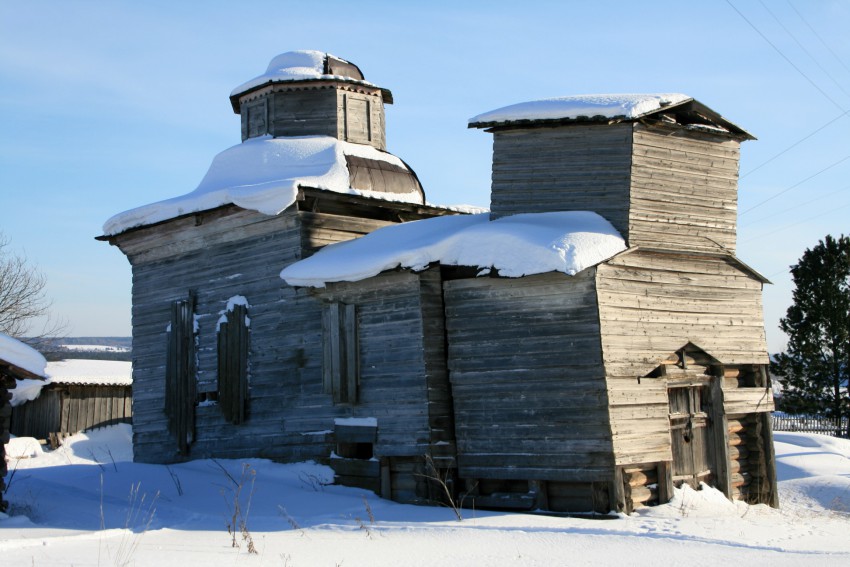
left=102, top=136, right=425, bottom=236
left=229, top=50, right=391, bottom=111
left=0, top=332, right=46, bottom=380
left=468, top=93, right=692, bottom=126
left=280, top=211, right=626, bottom=287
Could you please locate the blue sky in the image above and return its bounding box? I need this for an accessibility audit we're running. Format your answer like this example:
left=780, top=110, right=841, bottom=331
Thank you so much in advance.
left=2, top=0, right=849, bottom=353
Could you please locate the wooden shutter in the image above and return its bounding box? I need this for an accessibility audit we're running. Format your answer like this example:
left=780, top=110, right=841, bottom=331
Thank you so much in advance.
left=165, top=295, right=196, bottom=455
left=218, top=303, right=250, bottom=425
left=322, top=302, right=359, bottom=404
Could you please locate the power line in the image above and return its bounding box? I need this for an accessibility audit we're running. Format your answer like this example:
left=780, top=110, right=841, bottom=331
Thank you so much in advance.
left=739, top=153, right=850, bottom=215
left=725, top=0, right=847, bottom=112
left=740, top=183, right=850, bottom=227
left=741, top=200, right=850, bottom=244
left=740, top=110, right=850, bottom=179
left=787, top=0, right=850, bottom=77
left=759, top=0, right=850, bottom=100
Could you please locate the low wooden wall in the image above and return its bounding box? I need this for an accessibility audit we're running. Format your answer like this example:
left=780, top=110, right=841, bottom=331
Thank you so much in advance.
left=10, top=384, right=132, bottom=441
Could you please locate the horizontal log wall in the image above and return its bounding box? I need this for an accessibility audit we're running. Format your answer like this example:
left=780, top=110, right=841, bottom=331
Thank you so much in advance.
left=317, top=270, right=446, bottom=460
left=444, top=271, right=614, bottom=483
left=488, top=124, right=633, bottom=233
left=116, top=203, right=390, bottom=464
left=629, top=124, right=741, bottom=253
left=597, top=249, right=769, bottom=467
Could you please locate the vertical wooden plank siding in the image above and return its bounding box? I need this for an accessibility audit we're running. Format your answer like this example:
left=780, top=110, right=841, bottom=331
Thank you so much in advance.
left=488, top=124, right=633, bottom=233
left=11, top=385, right=132, bottom=439
left=629, top=125, right=741, bottom=254
left=443, top=271, right=614, bottom=482
left=321, top=302, right=358, bottom=404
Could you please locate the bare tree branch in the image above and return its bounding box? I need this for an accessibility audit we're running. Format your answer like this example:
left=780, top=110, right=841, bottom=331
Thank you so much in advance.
left=0, top=232, right=66, bottom=347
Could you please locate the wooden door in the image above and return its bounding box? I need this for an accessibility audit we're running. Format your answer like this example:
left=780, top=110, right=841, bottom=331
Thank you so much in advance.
left=668, top=385, right=714, bottom=489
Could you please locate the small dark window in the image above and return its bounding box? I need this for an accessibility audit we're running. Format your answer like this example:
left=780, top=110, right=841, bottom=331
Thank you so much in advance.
left=322, top=302, right=358, bottom=404
left=165, top=294, right=196, bottom=455
left=217, top=301, right=250, bottom=425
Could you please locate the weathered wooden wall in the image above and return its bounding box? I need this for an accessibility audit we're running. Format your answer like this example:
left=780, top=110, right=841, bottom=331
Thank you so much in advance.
left=488, top=124, right=633, bottom=234
left=628, top=124, right=741, bottom=254
left=596, top=249, right=769, bottom=469
left=10, top=384, right=132, bottom=440
left=115, top=201, right=407, bottom=465
left=316, top=269, right=454, bottom=465
left=443, top=270, right=613, bottom=485
left=238, top=85, right=387, bottom=150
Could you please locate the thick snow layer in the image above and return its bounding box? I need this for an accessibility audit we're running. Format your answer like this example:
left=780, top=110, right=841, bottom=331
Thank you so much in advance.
left=468, top=93, right=691, bottom=125
left=0, top=332, right=46, bottom=378
left=230, top=50, right=376, bottom=98
left=281, top=211, right=626, bottom=287
left=102, top=136, right=424, bottom=236
left=2, top=427, right=850, bottom=565
left=44, top=359, right=132, bottom=386
left=10, top=359, right=132, bottom=406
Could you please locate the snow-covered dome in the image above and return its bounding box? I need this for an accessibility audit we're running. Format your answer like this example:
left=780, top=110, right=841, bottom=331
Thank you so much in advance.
left=102, top=135, right=425, bottom=236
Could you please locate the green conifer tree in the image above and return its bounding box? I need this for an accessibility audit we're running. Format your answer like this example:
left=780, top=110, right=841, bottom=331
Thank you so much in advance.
left=772, top=235, right=850, bottom=436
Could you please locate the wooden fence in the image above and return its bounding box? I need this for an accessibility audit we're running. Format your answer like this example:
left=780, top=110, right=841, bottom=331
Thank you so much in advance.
left=11, top=383, right=132, bottom=442
left=771, top=412, right=848, bottom=438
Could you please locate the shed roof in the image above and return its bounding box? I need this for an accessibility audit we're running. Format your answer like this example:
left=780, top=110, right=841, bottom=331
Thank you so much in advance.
left=280, top=211, right=626, bottom=287
left=468, top=94, right=754, bottom=140
left=102, top=135, right=426, bottom=236
left=0, top=333, right=46, bottom=381
left=45, top=359, right=133, bottom=387
left=229, top=50, right=393, bottom=113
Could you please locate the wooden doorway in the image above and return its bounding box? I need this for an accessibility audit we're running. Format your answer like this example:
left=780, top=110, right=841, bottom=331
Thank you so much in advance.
left=668, top=383, right=714, bottom=489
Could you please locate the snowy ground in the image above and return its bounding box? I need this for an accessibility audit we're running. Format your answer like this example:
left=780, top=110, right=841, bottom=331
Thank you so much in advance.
left=2, top=427, right=849, bottom=566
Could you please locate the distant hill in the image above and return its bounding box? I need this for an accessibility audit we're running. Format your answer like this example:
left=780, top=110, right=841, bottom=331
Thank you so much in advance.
left=40, top=337, right=132, bottom=361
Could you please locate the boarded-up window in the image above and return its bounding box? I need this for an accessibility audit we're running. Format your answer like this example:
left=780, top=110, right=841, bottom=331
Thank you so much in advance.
left=244, top=99, right=268, bottom=139
left=322, top=302, right=358, bottom=404
left=344, top=95, right=371, bottom=144
left=165, top=295, right=196, bottom=455
left=218, top=302, right=250, bottom=425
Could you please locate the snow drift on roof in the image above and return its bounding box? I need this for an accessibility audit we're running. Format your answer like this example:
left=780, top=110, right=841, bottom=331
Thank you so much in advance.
left=45, top=359, right=132, bottom=386
left=102, top=136, right=424, bottom=236
left=281, top=211, right=626, bottom=287
left=0, top=332, right=46, bottom=378
left=231, top=50, right=375, bottom=98
left=468, top=93, right=691, bottom=126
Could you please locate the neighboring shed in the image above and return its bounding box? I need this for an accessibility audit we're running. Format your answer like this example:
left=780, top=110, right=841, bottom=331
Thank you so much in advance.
left=10, top=360, right=133, bottom=444
left=0, top=333, right=46, bottom=513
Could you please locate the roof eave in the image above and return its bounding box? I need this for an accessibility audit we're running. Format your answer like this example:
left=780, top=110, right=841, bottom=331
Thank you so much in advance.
left=229, top=79, right=393, bottom=113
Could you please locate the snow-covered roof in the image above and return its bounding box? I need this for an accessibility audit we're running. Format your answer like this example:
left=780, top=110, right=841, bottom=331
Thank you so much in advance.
left=468, top=93, right=691, bottom=126
left=281, top=211, right=626, bottom=287
left=468, top=93, right=755, bottom=139
left=45, top=359, right=132, bottom=386
left=230, top=50, right=390, bottom=111
left=10, top=359, right=132, bottom=407
left=0, top=332, right=46, bottom=379
left=102, top=136, right=425, bottom=236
